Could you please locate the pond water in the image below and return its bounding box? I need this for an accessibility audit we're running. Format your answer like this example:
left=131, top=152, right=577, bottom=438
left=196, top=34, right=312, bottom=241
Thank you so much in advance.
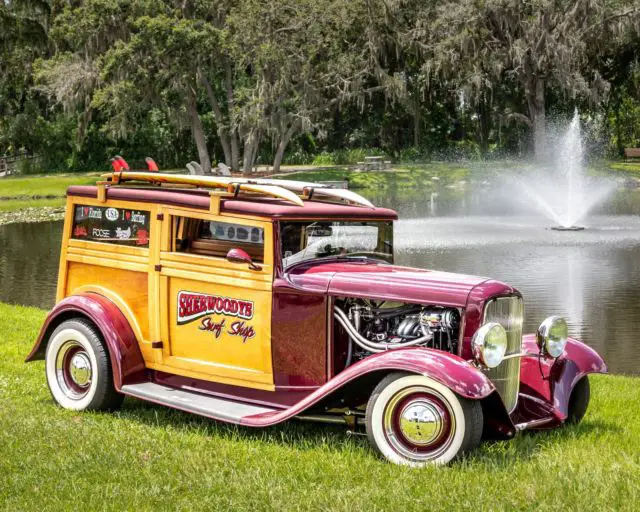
left=1, top=175, right=639, bottom=374
left=0, top=221, right=62, bottom=310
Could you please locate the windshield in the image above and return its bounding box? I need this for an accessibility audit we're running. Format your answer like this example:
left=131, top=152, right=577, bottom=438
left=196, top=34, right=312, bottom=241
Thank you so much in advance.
left=280, top=220, right=394, bottom=268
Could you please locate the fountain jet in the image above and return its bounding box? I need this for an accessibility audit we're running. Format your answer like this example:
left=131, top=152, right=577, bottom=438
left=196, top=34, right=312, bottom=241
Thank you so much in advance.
left=509, top=110, right=615, bottom=230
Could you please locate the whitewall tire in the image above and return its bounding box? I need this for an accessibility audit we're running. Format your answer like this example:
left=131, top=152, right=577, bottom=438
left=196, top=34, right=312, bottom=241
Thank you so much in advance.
left=45, top=319, right=123, bottom=411
left=365, top=373, right=483, bottom=466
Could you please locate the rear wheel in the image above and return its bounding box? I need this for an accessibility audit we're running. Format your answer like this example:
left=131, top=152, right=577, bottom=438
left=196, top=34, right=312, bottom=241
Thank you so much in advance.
left=365, top=373, right=483, bottom=466
left=45, top=319, right=123, bottom=411
left=567, top=376, right=590, bottom=425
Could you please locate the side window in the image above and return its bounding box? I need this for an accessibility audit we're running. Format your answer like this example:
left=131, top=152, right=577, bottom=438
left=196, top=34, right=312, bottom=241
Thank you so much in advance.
left=72, top=205, right=150, bottom=247
left=174, top=217, right=264, bottom=263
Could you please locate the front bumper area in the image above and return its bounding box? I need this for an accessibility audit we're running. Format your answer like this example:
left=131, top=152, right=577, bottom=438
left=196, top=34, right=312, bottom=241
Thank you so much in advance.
left=481, top=334, right=607, bottom=437
left=508, top=334, right=607, bottom=431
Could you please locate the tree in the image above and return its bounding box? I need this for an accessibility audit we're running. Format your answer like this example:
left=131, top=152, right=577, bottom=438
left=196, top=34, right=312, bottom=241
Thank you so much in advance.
left=0, top=0, right=50, bottom=154
left=407, top=0, right=640, bottom=158
left=224, top=0, right=398, bottom=172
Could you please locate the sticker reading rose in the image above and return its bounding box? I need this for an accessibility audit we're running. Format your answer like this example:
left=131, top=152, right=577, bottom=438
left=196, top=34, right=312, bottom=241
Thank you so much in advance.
left=177, top=291, right=254, bottom=324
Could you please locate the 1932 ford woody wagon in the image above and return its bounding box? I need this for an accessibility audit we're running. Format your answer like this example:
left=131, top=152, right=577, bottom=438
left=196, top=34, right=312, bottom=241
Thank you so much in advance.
left=26, top=170, right=607, bottom=466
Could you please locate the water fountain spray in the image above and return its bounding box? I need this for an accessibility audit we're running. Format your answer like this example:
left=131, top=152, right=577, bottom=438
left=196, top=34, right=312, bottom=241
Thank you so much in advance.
left=511, top=110, right=615, bottom=230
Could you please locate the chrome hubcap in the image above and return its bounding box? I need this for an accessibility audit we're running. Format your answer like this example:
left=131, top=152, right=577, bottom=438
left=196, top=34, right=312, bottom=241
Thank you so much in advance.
left=69, top=353, right=92, bottom=387
left=55, top=340, right=92, bottom=399
left=383, top=385, right=455, bottom=461
left=398, top=400, right=444, bottom=445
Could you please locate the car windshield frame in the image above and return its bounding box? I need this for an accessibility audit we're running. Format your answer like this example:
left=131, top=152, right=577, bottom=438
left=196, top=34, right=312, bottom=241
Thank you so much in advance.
left=279, top=219, right=394, bottom=269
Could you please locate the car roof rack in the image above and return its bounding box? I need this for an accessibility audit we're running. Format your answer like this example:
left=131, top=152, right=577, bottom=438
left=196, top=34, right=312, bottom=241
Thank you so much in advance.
left=102, top=171, right=303, bottom=210
left=213, top=176, right=374, bottom=208
left=100, top=171, right=375, bottom=210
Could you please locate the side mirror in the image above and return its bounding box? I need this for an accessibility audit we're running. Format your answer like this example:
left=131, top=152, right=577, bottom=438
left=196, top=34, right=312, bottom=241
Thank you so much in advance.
left=226, top=248, right=261, bottom=271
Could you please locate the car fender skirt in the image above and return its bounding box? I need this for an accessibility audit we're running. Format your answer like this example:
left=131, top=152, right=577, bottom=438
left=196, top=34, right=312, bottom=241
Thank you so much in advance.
left=25, top=292, right=145, bottom=390
left=518, top=335, right=607, bottom=420
left=240, top=347, right=499, bottom=427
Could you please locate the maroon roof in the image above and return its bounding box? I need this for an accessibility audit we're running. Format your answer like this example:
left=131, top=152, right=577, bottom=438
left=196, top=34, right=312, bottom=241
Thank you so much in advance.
left=67, top=185, right=398, bottom=220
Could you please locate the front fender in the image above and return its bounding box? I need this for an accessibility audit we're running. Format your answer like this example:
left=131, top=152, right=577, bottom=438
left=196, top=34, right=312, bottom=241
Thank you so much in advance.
left=240, top=347, right=503, bottom=427
left=518, top=334, right=607, bottom=421
left=25, top=292, right=145, bottom=390
left=339, top=347, right=497, bottom=399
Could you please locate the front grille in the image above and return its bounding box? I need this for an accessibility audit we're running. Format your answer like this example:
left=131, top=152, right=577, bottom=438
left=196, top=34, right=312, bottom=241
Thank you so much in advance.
left=482, top=296, right=523, bottom=413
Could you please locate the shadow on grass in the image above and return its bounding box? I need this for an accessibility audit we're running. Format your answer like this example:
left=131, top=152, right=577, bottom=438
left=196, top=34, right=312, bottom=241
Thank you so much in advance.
left=470, top=419, right=621, bottom=465
left=116, top=397, right=360, bottom=448
left=69, top=395, right=621, bottom=466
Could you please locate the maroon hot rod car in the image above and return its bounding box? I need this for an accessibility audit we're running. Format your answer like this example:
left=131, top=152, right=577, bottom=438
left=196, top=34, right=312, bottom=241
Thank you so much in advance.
left=26, top=172, right=606, bottom=466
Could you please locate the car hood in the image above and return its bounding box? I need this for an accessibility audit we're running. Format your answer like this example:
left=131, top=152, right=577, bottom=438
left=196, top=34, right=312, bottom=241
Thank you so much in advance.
left=285, top=259, right=501, bottom=307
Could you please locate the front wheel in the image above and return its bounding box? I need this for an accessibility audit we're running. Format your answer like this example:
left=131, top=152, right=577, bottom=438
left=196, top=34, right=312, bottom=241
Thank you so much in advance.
left=365, top=373, right=483, bottom=466
left=45, top=318, right=124, bottom=411
left=567, top=376, right=590, bottom=425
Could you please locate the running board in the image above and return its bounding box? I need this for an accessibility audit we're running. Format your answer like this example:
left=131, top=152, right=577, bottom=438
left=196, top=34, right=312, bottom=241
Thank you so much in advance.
left=121, top=382, right=276, bottom=423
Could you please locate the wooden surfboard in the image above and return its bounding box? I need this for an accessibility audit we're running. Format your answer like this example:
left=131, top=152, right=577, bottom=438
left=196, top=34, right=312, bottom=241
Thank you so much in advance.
left=217, top=177, right=375, bottom=208
left=108, top=171, right=304, bottom=206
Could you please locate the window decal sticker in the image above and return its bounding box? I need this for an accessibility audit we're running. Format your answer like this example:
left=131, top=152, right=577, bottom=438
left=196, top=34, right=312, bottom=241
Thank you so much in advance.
left=72, top=205, right=150, bottom=247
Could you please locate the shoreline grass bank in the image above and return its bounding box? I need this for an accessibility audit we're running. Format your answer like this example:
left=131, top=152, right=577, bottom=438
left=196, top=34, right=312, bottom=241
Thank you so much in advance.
left=0, top=173, right=99, bottom=225
left=1, top=160, right=639, bottom=225
left=0, top=302, right=638, bottom=510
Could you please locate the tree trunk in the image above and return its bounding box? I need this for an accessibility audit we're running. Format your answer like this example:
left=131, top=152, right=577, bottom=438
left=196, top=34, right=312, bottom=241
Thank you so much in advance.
left=615, top=99, right=623, bottom=157
left=75, top=101, right=93, bottom=153
left=413, top=114, right=420, bottom=147
left=528, top=78, right=546, bottom=160
left=230, top=132, right=240, bottom=171
left=478, top=95, right=490, bottom=156
left=272, top=120, right=300, bottom=173
left=410, top=98, right=421, bottom=147
left=199, top=73, right=232, bottom=167
left=242, top=132, right=259, bottom=173
left=225, top=60, right=241, bottom=171
left=187, top=90, right=211, bottom=175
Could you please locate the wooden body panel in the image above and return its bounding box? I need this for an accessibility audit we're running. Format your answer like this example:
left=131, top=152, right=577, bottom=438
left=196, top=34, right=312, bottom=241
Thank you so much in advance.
left=58, top=197, right=159, bottom=362
left=57, top=195, right=282, bottom=391
left=65, top=263, right=150, bottom=340
left=150, top=208, right=276, bottom=390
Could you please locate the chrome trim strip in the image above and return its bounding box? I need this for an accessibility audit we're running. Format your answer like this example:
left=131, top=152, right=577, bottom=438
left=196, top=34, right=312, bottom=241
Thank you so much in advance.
left=515, top=417, right=555, bottom=431
left=502, top=351, right=541, bottom=360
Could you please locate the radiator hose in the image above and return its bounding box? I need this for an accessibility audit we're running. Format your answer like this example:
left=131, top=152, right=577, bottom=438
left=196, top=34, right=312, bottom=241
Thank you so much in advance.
left=333, top=306, right=432, bottom=354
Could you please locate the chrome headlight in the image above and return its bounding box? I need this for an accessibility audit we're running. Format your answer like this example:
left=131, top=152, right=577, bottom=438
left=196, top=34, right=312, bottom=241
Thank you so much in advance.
left=472, top=322, right=508, bottom=369
left=536, top=316, right=568, bottom=358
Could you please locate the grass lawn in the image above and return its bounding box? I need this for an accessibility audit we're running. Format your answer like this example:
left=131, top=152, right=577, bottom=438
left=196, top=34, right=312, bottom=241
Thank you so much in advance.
left=0, top=173, right=98, bottom=200
left=606, top=161, right=640, bottom=173
left=1, top=302, right=638, bottom=510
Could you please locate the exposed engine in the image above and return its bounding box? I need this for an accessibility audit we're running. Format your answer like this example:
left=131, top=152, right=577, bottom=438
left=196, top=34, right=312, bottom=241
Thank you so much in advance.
left=334, top=298, right=461, bottom=366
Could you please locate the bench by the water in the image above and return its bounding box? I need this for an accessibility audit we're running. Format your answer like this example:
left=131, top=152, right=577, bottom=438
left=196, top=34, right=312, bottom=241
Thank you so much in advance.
left=356, top=155, right=392, bottom=171
left=624, top=148, right=640, bottom=160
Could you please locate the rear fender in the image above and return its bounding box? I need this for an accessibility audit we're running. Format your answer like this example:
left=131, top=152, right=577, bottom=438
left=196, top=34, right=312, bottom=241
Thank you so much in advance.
left=519, top=335, right=607, bottom=419
left=25, top=292, right=145, bottom=390
left=240, top=347, right=513, bottom=429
